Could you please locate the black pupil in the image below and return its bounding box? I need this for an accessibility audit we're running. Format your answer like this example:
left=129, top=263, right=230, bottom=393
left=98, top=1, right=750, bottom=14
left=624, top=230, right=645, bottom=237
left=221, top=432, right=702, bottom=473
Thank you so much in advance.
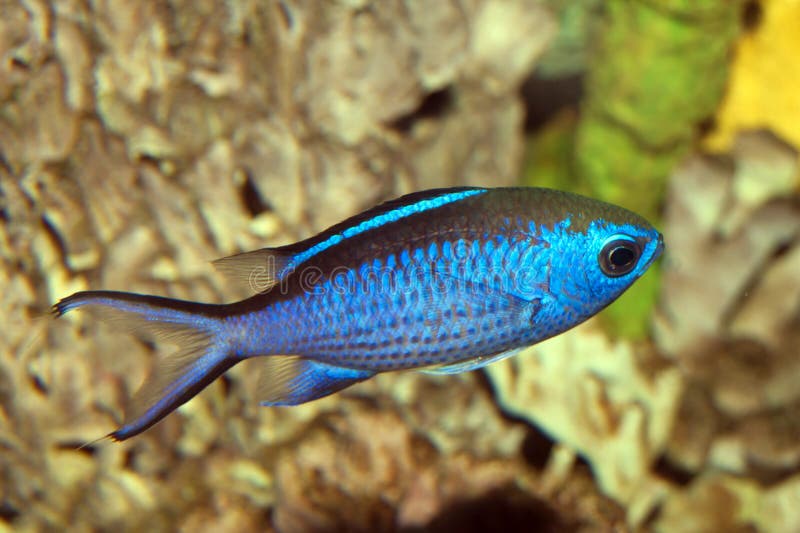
left=609, top=246, right=635, bottom=267
left=599, top=238, right=642, bottom=277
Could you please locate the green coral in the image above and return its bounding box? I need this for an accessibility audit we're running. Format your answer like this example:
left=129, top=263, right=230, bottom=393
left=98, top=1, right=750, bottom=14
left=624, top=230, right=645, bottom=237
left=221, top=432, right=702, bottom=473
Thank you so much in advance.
left=536, top=0, right=603, bottom=78
left=575, top=0, right=742, bottom=220
left=525, top=0, right=742, bottom=338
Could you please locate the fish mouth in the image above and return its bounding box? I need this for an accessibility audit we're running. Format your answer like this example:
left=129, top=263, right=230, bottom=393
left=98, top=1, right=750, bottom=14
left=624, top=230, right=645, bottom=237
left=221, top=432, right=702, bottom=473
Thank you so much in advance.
left=648, top=233, right=665, bottom=268
left=634, top=233, right=664, bottom=272
left=632, top=232, right=664, bottom=274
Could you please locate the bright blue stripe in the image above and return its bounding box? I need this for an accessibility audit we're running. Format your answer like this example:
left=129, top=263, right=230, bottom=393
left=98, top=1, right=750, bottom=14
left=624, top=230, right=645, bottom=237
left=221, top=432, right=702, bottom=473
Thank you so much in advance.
left=290, top=189, right=487, bottom=267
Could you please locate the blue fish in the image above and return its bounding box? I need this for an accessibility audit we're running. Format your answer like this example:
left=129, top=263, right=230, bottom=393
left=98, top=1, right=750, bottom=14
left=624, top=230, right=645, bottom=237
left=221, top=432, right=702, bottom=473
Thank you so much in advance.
left=54, top=187, right=663, bottom=440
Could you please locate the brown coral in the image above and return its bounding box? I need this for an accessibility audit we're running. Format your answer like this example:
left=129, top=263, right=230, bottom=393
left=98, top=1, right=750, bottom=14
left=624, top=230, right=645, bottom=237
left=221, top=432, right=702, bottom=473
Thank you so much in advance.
left=652, top=131, right=800, bottom=531
left=0, top=1, right=568, bottom=530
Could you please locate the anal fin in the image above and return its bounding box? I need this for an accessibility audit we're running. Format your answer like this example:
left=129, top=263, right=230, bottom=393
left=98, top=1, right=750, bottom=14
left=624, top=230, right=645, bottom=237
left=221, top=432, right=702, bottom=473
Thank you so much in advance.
left=257, top=356, right=374, bottom=406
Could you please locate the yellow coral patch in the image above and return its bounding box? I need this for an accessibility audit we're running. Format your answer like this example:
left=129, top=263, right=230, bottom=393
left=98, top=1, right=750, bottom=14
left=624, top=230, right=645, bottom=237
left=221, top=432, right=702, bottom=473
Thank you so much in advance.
left=706, top=0, right=800, bottom=152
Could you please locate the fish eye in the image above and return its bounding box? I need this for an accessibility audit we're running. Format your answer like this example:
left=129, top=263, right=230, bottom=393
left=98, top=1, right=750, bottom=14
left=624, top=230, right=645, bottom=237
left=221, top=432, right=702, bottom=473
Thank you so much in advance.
left=598, top=236, right=641, bottom=277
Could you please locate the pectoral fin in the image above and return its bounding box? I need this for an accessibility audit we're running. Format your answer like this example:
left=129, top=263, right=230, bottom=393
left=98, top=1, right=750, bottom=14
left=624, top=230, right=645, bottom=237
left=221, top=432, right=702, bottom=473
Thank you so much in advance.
left=418, top=271, right=541, bottom=375
left=421, top=348, right=523, bottom=375
left=423, top=269, right=544, bottom=329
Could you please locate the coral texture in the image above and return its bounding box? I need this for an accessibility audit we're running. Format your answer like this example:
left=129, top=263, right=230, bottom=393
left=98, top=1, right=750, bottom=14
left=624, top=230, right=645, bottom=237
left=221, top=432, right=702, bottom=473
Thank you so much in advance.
left=7, top=1, right=800, bottom=532
left=574, top=0, right=742, bottom=220
left=0, top=1, right=597, bottom=531
left=489, top=130, right=800, bottom=530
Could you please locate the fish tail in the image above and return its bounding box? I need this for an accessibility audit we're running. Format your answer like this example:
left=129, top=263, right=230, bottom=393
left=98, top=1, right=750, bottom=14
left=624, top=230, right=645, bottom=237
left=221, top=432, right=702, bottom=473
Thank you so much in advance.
left=54, top=290, right=237, bottom=441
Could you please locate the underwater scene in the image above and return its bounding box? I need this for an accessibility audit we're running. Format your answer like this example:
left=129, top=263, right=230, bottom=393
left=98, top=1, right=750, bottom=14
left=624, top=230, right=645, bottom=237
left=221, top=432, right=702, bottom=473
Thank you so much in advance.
left=2, top=1, right=800, bottom=531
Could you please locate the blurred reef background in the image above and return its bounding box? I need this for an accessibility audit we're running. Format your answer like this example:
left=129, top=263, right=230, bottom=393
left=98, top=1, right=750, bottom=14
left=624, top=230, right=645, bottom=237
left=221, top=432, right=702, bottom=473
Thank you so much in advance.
left=3, top=1, right=800, bottom=531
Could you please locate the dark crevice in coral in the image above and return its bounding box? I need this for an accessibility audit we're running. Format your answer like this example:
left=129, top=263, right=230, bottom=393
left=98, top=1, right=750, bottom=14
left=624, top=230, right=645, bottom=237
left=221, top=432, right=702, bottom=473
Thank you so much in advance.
left=136, top=154, right=162, bottom=167
left=389, top=88, right=454, bottom=134
left=473, top=367, right=495, bottom=396
left=0, top=176, right=8, bottom=223
left=0, top=501, right=19, bottom=523
left=0, top=368, right=11, bottom=412
left=519, top=426, right=556, bottom=470
left=401, top=486, right=575, bottom=533
left=123, top=449, right=137, bottom=470
left=573, top=452, right=594, bottom=475
left=741, top=0, right=763, bottom=32
left=0, top=156, right=14, bottom=211
left=39, top=215, right=69, bottom=271
left=277, top=1, right=294, bottom=30
left=746, top=460, right=800, bottom=487
left=476, top=369, right=557, bottom=470
left=262, top=508, right=274, bottom=528
left=29, top=372, right=48, bottom=395
left=240, top=171, right=272, bottom=217
left=521, top=73, right=584, bottom=132
left=0, top=152, right=11, bottom=174
left=653, top=454, right=696, bottom=486
left=9, top=56, right=30, bottom=70
left=769, top=235, right=794, bottom=261
left=640, top=502, right=664, bottom=531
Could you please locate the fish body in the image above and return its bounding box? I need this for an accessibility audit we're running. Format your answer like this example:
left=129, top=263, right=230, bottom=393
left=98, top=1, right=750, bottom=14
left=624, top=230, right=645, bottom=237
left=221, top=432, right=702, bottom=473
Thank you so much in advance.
left=55, top=187, right=663, bottom=440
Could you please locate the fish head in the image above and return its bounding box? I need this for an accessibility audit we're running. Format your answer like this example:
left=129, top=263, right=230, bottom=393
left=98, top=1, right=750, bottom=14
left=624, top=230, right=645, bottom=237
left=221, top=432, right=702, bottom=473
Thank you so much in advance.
left=539, top=208, right=664, bottom=321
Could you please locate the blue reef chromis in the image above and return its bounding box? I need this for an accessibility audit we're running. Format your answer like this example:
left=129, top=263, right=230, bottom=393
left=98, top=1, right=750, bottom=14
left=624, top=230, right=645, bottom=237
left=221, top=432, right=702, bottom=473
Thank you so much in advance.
left=54, top=187, right=664, bottom=441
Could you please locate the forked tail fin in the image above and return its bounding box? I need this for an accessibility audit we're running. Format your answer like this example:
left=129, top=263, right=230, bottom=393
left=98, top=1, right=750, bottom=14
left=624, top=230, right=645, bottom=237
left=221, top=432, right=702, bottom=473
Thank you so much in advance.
left=54, top=290, right=237, bottom=441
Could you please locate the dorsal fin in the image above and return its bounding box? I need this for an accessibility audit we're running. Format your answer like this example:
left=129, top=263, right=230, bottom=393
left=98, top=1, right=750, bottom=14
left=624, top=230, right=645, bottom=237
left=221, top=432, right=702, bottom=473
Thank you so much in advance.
left=214, top=187, right=487, bottom=294
left=212, top=248, right=293, bottom=293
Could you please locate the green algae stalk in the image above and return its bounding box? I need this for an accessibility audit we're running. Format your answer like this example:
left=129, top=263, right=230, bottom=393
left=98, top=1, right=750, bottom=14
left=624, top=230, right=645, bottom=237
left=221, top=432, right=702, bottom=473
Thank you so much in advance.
left=575, top=0, right=742, bottom=221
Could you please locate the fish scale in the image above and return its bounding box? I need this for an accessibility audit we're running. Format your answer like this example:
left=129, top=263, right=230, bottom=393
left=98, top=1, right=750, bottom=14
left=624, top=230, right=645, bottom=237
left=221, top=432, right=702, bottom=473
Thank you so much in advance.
left=54, top=186, right=663, bottom=440
left=243, top=233, right=542, bottom=371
